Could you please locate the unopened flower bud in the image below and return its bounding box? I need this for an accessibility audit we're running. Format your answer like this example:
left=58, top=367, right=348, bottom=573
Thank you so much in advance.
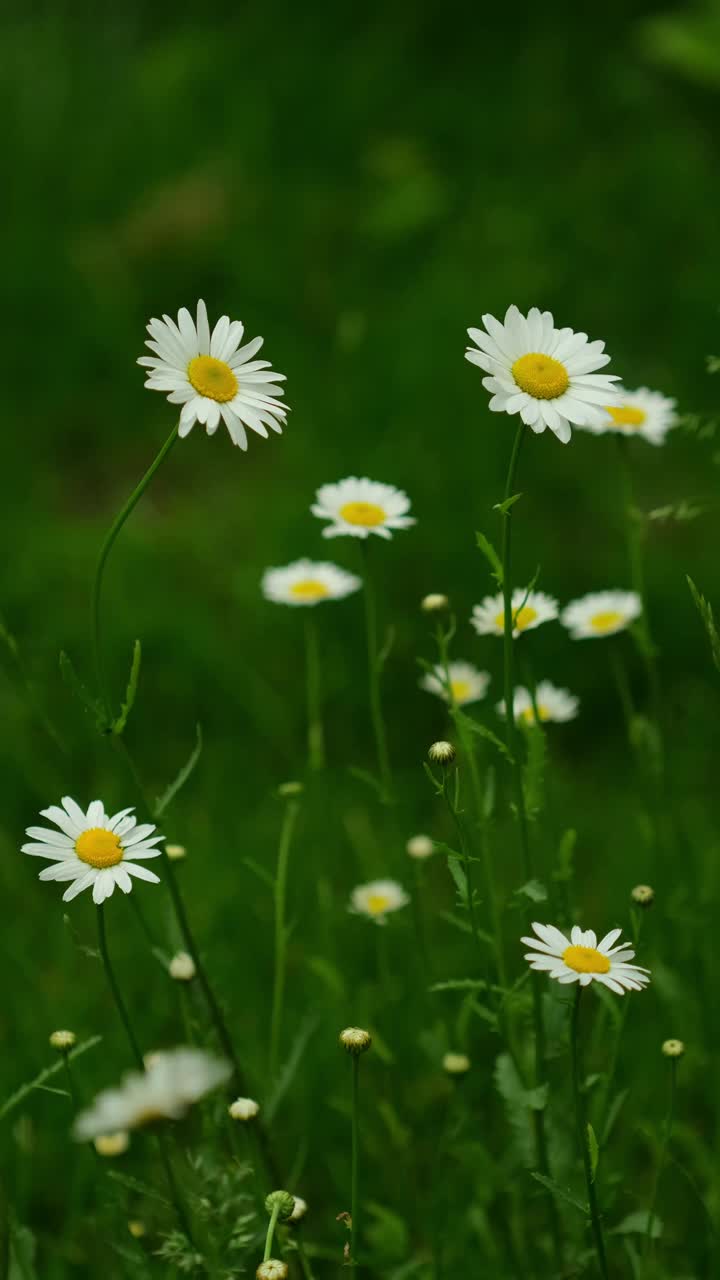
left=406, top=833, right=434, bottom=860
left=339, top=1027, right=372, bottom=1056
left=128, top=1220, right=146, bottom=1239
left=256, top=1263, right=288, bottom=1280
left=421, top=593, right=449, bottom=613
left=94, top=1131, right=130, bottom=1157
left=442, top=1052, right=471, bottom=1075
left=662, top=1039, right=685, bottom=1058
left=169, top=951, right=196, bottom=982
left=278, top=780, right=303, bottom=798
left=229, top=1096, right=260, bottom=1121
left=165, top=844, right=186, bottom=861
left=428, top=740, right=456, bottom=766
left=265, top=1190, right=295, bottom=1222
left=631, top=884, right=655, bottom=908
left=289, top=1195, right=308, bottom=1222
left=49, top=1029, right=76, bottom=1052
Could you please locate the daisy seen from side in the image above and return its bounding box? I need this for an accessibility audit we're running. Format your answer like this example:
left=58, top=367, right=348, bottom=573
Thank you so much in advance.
left=261, top=559, right=361, bottom=607
left=561, top=590, right=642, bottom=640
left=578, top=386, right=677, bottom=446
left=419, top=660, right=490, bottom=706
left=497, top=680, right=579, bottom=725
left=471, top=589, right=558, bottom=639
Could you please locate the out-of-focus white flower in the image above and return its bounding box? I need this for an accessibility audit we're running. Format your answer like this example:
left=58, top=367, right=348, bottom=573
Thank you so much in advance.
left=311, top=478, right=415, bottom=540
left=74, top=1049, right=231, bottom=1140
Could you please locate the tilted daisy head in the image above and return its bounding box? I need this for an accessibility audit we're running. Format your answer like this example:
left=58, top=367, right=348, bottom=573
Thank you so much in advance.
left=73, top=1048, right=231, bottom=1140
left=138, top=299, right=288, bottom=451
left=465, top=305, right=620, bottom=444
left=522, top=922, right=650, bottom=994
left=471, top=589, right=558, bottom=639
left=349, top=879, right=410, bottom=925
left=497, top=681, right=579, bottom=726
left=311, top=477, right=415, bottom=540
left=261, top=559, right=361, bottom=607
left=419, top=660, right=490, bottom=707
left=561, top=590, right=642, bottom=640
left=579, top=386, right=677, bottom=446
left=22, top=798, right=164, bottom=906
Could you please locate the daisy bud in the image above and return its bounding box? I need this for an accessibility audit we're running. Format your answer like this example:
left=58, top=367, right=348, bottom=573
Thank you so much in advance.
left=278, top=781, right=304, bottom=798
left=165, top=844, right=186, bottom=861
left=289, top=1196, right=308, bottom=1223
left=256, top=1263, right=288, bottom=1280
left=421, top=593, right=449, bottom=613
left=406, top=833, right=434, bottom=860
left=229, top=1096, right=260, bottom=1122
left=631, top=883, right=655, bottom=908
left=49, top=1029, right=76, bottom=1052
left=128, top=1221, right=146, bottom=1239
left=169, top=951, right=196, bottom=982
left=265, top=1190, right=295, bottom=1222
left=662, top=1039, right=685, bottom=1058
left=94, top=1131, right=130, bottom=1157
left=428, top=740, right=456, bottom=766
left=339, top=1027, right=372, bottom=1056
left=442, top=1052, right=471, bottom=1075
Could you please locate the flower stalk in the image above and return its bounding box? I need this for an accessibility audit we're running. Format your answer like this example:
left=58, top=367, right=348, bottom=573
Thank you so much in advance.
left=359, top=541, right=392, bottom=802
left=571, top=987, right=609, bottom=1280
left=270, top=790, right=302, bottom=1077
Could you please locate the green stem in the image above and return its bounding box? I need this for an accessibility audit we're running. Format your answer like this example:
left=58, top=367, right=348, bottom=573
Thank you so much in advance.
left=360, top=541, right=392, bottom=802
left=571, top=988, right=609, bottom=1280
left=92, top=422, right=179, bottom=716
left=597, top=917, right=644, bottom=1143
left=304, top=614, right=325, bottom=771
left=643, top=1057, right=678, bottom=1267
left=350, top=1055, right=360, bottom=1265
left=270, top=796, right=301, bottom=1077
left=263, top=1200, right=282, bottom=1262
left=295, top=1237, right=316, bottom=1280
left=441, top=768, right=483, bottom=964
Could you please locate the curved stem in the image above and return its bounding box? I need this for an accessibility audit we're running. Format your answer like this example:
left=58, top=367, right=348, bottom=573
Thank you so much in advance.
left=360, top=541, right=392, bottom=802
left=304, top=615, right=325, bottom=771
left=571, top=988, right=609, bottom=1280
left=263, top=1200, right=282, bottom=1263
left=270, top=796, right=301, bottom=1076
left=644, top=1056, right=678, bottom=1267
left=92, top=422, right=179, bottom=715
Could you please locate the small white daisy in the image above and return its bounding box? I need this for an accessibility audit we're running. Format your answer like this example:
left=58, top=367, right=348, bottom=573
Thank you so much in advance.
left=419, top=660, right=490, bottom=706
left=311, top=477, right=415, bottom=540
left=497, top=681, right=579, bottom=725
left=22, top=798, right=164, bottom=905
left=522, top=922, right=651, bottom=995
left=471, top=589, right=558, bottom=639
left=579, top=386, right=677, bottom=446
left=465, top=305, right=620, bottom=444
left=138, top=299, right=287, bottom=450
left=73, top=1048, right=231, bottom=1140
left=349, top=879, right=410, bottom=925
left=561, top=590, right=642, bottom=640
left=261, top=558, right=361, bottom=607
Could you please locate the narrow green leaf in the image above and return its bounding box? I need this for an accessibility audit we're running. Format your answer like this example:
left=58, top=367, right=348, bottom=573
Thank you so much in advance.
left=429, top=978, right=491, bottom=993
left=610, top=1210, right=662, bottom=1239
left=265, top=1018, right=318, bottom=1121
left=553, top=829, right=576, bottom=883
left=0, top=1037, right=102, bottom=1122
left=349, top=765, right=385, bottom=797
left=112, top=639, right=141, bottom=735
left=601, top=1088, right=628, bottom=1146
left=453, top=707, right=513, bottom=762
left=377, top=624, right=395, bottom=673
left=530, top=1171, right=588, bottom=1215
left=476, top=531, right=503, bottom=585
left=59, top=651, right=106, bottom=729
left=106, top=1170, right=170, bottom=1207
left=587, top=1123, right=599, bottom=1181
left=446, top=854, right=468, bottom=905
left=687, top=575, right=720, bottom=673
left=154, top=724, right=203, bottom=818
left=242, top=857, right=274, bottom=890
left=515, top=878, right=548, bottom=904
left=493, top=491, right=523, bottom=515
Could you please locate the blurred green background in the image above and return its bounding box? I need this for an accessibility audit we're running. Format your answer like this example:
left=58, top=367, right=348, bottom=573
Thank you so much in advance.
left=3, top=0, right=720, bottom=1275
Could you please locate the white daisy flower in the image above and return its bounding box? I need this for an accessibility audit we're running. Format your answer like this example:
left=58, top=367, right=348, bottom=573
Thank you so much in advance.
left=471, top=589, right=558, bottom=639
left=311, top=477, right=415, bottom=540
left=497, top=681, right=579, bottom=725
left=522, top=922, right=651, bottom=995
left=419, top=660, right=490, bottom=706
left=579, top=386, right=677, bottom=446
left=561, top=590, right=642, bottom=640
left=465, top=305, right=620, bottom=444
left=138, top=299, right=287, bottom=450
left=22, top=798, right=164, bottom=906
left=73, top=1048, right=231, bottom=1140
left=349, top=879, right=410, bottom=925
left=261, top=558, right=361, bottom=607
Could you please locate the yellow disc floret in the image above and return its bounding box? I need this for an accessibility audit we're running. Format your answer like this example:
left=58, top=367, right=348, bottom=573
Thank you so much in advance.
left=606, top=405, right=646, bottom=428
left=562, top=944, right=610, bottom=975
left=494, top=605, right=538, bottom=632
left=366, top=893, right=390, bottom=915
left=187, top=355, right=238, bottom=403
left=75, top=828, right=123, bottom=869
left=590, top=610, right=623, bottom=633
left=290, top=580, right=330, bottom=601
left=450, top=680, right=471, bottom=702
left=511, top=353, right=570, bottom=400
left=339, top=501, right=386, bottom=527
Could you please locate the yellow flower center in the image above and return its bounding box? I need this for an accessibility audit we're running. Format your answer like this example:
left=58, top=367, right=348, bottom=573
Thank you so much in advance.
left=511, top=353, right=570, bottom=400
left=450, top=679, right=471, bottom=703
left=290, top=579, right=330, bottom=601
left=339, top=501, right=387, bottom=527
left=562, top=944, right=610, bottom=974
left=605, top=405, right=646, bottom=428
left=187, top=355, right=238, bottom=403
left=590, top=610, right=624, bottom=633
left=494, top=605, right=538, bottom=632
left=366, top=893, right=390, bottom=915
left=75, top=828, right=123, bottom=869
left=520, top=703, right=550, bottom=725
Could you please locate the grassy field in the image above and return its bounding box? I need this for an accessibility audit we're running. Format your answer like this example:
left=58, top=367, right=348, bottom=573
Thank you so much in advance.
left=3, top=1, right=720, bottom=1276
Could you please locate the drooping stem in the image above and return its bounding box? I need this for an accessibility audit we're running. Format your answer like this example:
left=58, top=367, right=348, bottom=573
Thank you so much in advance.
left=269, top=793, right=302, bottom=1076
left=571, top=987, right=609, bottom=1280
left=350, top=1055, right=360, bottom=1265
left=91, top=422, right=179, bottom=717
left=643, top=1054, right=679, bottom=1267
left=304, top=614, right=325, bottom=771
left=359, top=541, right=392, bottom=802
left=263, top=1199, right=282, bottom=1263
